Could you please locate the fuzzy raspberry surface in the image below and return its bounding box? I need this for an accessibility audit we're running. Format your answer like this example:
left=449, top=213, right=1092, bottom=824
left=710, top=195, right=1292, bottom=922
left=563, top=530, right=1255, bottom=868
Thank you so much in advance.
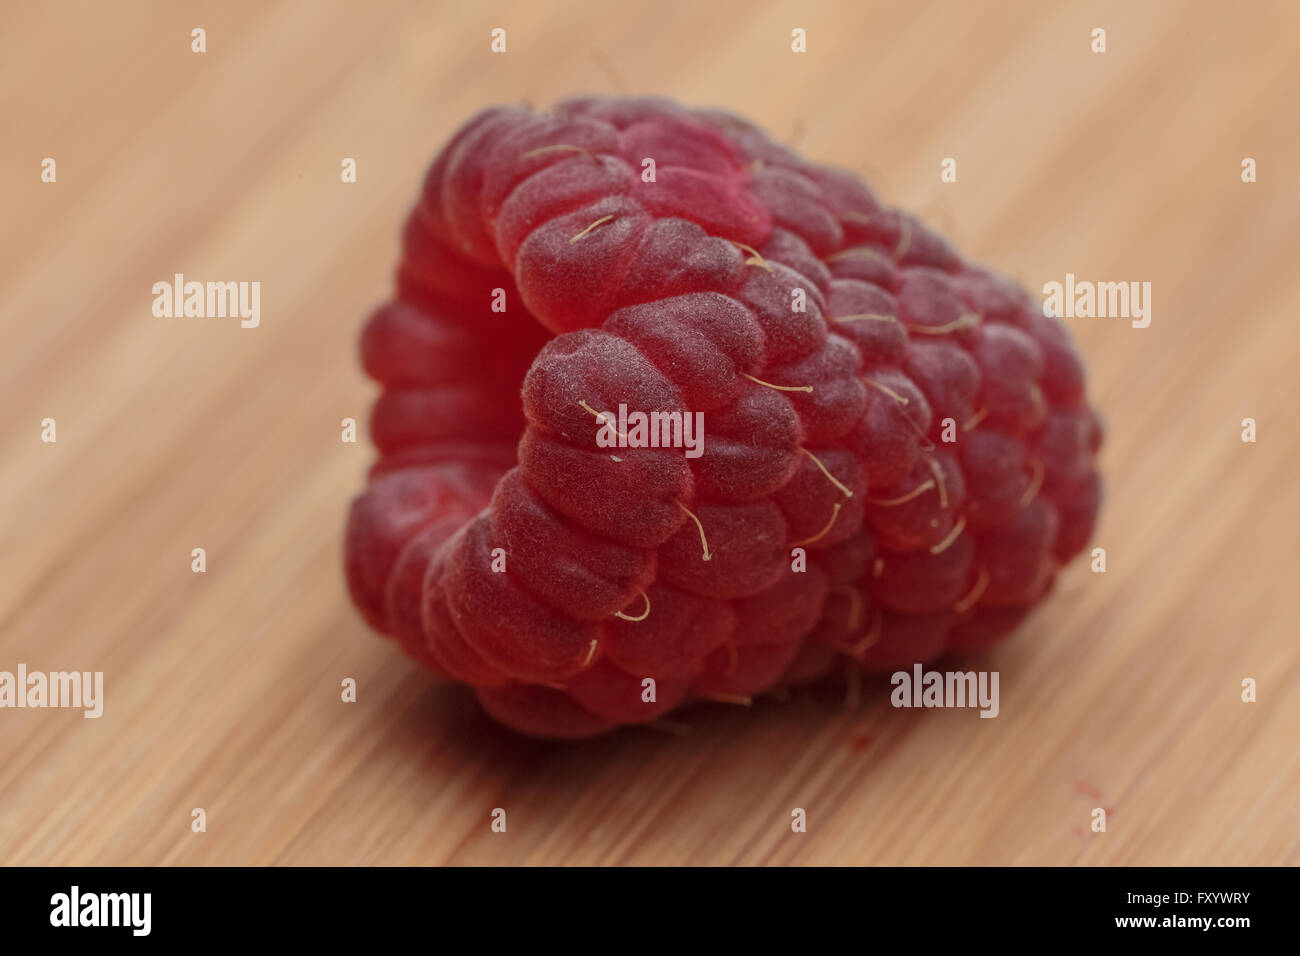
left=344, top=96, right=1103, bottom=738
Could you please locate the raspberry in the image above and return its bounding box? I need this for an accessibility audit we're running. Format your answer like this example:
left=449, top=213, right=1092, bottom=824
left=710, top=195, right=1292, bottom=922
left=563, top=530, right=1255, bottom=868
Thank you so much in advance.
left=344, top=96, right=1103, bottom=738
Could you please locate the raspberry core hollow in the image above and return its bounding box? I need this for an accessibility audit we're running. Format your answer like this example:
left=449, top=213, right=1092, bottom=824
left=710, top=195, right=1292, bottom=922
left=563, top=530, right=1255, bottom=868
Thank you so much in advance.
left=344, top=96, right=1103, bottom=738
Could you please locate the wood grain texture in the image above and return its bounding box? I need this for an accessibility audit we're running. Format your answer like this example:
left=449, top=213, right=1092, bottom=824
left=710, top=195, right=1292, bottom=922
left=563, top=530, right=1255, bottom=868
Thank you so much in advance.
left=2, top=0, right=1298, bottom=866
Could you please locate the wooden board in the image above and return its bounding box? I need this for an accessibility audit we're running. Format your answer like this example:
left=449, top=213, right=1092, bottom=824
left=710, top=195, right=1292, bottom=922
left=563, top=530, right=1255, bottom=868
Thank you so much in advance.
left=2, top=0, right=1298, bottom=865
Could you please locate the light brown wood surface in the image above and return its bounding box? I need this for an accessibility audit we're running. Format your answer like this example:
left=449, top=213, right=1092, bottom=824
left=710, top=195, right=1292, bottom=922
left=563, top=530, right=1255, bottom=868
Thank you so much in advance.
left=2, top=0, right=1298, bottom=866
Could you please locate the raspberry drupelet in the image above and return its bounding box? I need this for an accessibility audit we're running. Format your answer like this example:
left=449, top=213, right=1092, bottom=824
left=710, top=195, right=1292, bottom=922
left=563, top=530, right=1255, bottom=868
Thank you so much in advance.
left=344, top=96, right=1103, bottom=738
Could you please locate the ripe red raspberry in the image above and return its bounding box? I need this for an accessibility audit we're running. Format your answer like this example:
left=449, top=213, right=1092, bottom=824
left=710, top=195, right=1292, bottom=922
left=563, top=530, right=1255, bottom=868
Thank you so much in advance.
left=344, top=96, right=1103, bottom=738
